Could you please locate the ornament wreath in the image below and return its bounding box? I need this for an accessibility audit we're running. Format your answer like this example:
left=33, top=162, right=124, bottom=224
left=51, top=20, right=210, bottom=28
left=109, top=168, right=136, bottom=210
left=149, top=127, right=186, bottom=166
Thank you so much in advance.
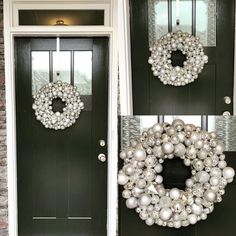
left=118, top=119, right=234, bottom=228
left=148, top=31, right=208, bottom=86
left=32, top=80, right=84, bottom=130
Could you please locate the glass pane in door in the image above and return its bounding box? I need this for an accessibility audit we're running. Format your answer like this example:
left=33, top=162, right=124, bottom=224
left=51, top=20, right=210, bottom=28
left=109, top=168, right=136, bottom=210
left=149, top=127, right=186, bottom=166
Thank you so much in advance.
left=148, top=0, right=169, bottom=46
left=74, top=51, right=92, bottom=95
left=53, top=51, right=71, bottom=83
left=196, top=0, right=217, bottom=46
left=172, top=0, right=192, bottom=33
left=32, top=51, right=50, bottom=96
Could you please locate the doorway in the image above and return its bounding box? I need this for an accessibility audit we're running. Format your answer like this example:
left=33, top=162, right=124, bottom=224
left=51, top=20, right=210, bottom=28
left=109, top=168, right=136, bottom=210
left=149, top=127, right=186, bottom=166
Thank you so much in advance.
left=15, top=37, right=109, bottom=235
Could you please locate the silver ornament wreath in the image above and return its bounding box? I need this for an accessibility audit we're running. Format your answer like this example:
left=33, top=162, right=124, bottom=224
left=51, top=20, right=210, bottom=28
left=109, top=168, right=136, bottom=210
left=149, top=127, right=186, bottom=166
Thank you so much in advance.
left=32, top=80, right=84, bottom=130
left=118, top=119, right=235, bottom=228
left=148, top=31, right=208, bottom=86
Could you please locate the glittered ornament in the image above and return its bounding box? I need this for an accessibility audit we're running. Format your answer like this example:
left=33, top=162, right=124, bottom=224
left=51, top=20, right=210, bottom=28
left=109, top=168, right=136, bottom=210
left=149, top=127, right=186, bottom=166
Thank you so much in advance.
left=118, top=119, right=234, bottom=228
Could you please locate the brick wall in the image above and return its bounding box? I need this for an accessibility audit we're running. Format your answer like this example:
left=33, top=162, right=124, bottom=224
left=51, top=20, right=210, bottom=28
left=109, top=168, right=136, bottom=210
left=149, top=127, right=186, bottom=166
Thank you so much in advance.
left=0, top=0, right=8, bottom=235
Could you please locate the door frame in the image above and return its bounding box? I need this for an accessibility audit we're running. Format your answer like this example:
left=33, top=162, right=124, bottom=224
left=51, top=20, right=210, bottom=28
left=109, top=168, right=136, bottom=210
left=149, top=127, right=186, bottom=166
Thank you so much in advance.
left=4, top=2, right=119, bottom=236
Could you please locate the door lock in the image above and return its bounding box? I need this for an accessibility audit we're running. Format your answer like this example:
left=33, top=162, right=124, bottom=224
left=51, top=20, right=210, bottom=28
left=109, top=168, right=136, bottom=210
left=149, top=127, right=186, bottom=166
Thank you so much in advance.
left=222, top=111, right=231, bottom=116
left=99, top=140, right=106, bottom=147
left=224, top=96, right=231, bottom=105
left=98, top=153, right=106, bottom=162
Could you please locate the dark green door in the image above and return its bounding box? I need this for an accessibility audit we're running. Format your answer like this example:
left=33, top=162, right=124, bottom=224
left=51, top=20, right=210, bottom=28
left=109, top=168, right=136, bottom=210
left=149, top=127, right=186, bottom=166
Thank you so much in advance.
left=130, top=0, right=235, bottom=115
left=15, top=38, right=108, bottom=236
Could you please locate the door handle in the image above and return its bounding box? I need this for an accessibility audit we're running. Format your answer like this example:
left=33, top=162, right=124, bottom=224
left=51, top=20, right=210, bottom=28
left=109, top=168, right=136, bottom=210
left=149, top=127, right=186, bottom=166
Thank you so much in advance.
left=224, top=96, right=231, bottom=105
left=99, top=139, right=106, bottom=147
left=222, top=111, right=231, bottom=116
left=98, top=153, right=106, bottom=162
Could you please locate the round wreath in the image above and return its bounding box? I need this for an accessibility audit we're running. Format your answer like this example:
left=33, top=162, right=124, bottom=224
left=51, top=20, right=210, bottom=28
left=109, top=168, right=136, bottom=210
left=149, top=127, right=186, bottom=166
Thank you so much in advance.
left=148, top=31, right=208, bottom=86
left=118, top=119, right=235, bottom=228
left=32, top=80, right=84, bottom=130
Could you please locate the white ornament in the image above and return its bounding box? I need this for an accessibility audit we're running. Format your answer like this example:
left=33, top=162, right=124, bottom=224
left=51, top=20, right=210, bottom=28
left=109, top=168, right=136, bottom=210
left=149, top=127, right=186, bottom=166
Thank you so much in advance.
left=148, top=31, right=208, bottom=86
left=32, top=80, right=84, bottom=130
left=119, top=119, right=234, bottom=228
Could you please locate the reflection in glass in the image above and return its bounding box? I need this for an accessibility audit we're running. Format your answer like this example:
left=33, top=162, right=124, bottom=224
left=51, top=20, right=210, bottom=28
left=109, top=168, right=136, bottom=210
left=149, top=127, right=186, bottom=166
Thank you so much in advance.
left=53, top=51, right=71, bottom=83
left=164, top=116, right=202, bottom=127
left=172, top=0, right=192, bottom=34
left=74, top=51, right=92, bottom=95
left=196, top=0, right=216, bottom=46
left=32, top=51, right=50, bottom=96
left=121, top=116, right=236, bottom=151
left=148, top=0, right=169, bottom=46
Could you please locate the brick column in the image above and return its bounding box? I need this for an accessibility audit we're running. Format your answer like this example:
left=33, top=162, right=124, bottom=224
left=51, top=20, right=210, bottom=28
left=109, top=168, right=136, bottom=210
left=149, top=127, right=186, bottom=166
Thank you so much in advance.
left=0, top=0, right=8, bottom=235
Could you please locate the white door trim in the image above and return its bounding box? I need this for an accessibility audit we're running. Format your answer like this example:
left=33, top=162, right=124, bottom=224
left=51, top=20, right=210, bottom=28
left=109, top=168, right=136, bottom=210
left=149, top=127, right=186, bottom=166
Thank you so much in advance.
left=4, top=26, right=118, bottom=236
left=118, top=0, right=133, bottom=115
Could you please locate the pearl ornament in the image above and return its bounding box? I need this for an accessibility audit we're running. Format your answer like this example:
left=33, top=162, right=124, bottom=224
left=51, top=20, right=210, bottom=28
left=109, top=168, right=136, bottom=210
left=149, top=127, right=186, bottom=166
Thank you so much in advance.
left=117, top=173, right=128, bottom=185
left=126, top=197, right=138, bottom=209
left=134, top=149, right=146, bottom=161
left=223, top=167, right=235, bottom=180
left=139, top=194, right=152, bottom=206
left=169, top=188, right=181, bottom=200
left=160, top=208, right=172, bottom=221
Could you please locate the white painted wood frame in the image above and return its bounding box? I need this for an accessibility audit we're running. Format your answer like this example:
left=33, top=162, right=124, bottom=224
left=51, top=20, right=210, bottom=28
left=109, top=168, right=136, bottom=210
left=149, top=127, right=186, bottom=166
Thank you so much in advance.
left=4, top=1, right=119, bottom=236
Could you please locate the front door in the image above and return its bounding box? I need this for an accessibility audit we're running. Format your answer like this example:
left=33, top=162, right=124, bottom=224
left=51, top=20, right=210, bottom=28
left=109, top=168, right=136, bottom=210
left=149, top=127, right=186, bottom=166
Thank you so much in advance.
left=130, top=0, right=235, bottom=115
left=15, top=37, right=108, bottom=236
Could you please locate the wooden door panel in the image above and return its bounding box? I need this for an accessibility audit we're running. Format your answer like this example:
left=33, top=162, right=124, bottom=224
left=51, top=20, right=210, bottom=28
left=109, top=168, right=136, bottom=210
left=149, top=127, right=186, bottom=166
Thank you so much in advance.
left=15, top=37, right=108, bottom=236
left=131, top=0, right=234, bottom=115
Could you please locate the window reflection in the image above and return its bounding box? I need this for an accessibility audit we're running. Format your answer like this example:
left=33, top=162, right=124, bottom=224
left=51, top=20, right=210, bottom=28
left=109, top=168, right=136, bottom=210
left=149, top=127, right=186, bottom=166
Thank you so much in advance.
left=74, top=51, right=92, bottom=95
left=53, top=51, right=71, bottom=83
left=196, top=0, right=216, bottom=46
left=148, top=0, right=168, bottom=47
left=172, top=0, right=192, bottom=34
left=32, top=51, right=50, bottom=96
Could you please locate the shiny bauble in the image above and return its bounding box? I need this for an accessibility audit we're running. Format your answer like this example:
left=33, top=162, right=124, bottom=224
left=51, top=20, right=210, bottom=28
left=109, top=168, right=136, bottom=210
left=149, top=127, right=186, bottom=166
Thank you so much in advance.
left=122, top=190, right=131, bottom=199
left=126, top=197, right=138, bottom=209
left=134, top=149, right=146, bottom=161
left=118, top=173, right=129, bottom=185
left=159, top=207, right=172, bottom=221
left=136, top=179, right=147, bottom=189
left=159, top=196, right=172, bottom=208
left=146, top=217, right=155, bottom=226
left=169, top=188, right=181, bottom=200
left=196, top=171, right=210, bottom=183
left=223, top=167, right=235, bottom=180
left=154, top=163, right=163, bottom=173
left=186, top=178, right=194, bottom=188
left=204, top=190, right=216, bottom=202
left=191, top=204, right=203, bottom=215
left=174, top=143, right=186, bottom=157
left=139, top=194, right=152, bottom=206
left=155, top=175, right=163, bottom=184
left=188, top=214, right=198, bottom=224
left=162, top=142, right=174, bottom=154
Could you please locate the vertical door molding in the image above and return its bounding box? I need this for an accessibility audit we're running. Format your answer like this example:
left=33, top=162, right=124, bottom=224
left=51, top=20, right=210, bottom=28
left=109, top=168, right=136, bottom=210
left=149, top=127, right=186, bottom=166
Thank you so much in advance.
left=118, top=0, right=133, bottom=115
left=234, top=1, right=236, bottom=114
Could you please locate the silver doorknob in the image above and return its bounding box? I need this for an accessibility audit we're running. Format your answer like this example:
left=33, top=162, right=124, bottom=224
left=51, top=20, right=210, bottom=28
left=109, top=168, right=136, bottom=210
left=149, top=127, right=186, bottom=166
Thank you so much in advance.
left=99, top=140, right=106, bottom=147
left=222, top=111, right=231, bottom=116
left=224, top=96, right=231, bottom=105
left=98, top=153, right=106, bottom=162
